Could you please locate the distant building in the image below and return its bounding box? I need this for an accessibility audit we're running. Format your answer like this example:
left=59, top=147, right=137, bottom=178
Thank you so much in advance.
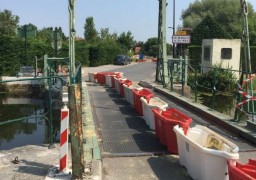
left=134, top=46, right=141, bottom=54
left=75, top=36, right=84, bottom=41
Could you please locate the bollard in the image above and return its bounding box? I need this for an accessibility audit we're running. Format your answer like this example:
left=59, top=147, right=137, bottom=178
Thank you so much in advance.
left=60, top=105, right=69, bottom=172
left=68, top=84, right=85, bottom=179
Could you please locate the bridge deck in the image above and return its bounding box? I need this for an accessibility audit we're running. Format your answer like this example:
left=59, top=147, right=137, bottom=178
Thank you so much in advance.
left=87, top=83, right=167, bottom=156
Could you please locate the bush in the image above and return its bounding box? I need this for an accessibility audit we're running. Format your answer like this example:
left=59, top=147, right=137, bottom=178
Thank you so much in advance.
left=188, top=63, right=237, bottom=93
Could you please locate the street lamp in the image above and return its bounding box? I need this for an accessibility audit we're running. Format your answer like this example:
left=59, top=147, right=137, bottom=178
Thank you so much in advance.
left=173, top=0, right=176, bottom=58
left=168, top=26, right=175, bottom=58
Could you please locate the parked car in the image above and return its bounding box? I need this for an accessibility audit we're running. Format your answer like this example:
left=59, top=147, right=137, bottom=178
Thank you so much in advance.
left=114, top=55, right=131, bottom=65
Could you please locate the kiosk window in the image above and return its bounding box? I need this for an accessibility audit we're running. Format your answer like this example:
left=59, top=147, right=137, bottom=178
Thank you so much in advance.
left=204, top=46, right=210, bottom=61
left=221, top=48, right=232, bottom=59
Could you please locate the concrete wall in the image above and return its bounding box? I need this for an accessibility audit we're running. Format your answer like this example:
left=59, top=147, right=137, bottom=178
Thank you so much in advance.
left=1, top=76, right=44, bottom=85
left=201, top=39, right=241, bottom=78
left=1, top=98, right=44, bottom=105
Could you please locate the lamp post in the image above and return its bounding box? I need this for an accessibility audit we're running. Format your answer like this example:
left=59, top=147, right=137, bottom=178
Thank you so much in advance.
left=168, top=26, right=175, bottom=58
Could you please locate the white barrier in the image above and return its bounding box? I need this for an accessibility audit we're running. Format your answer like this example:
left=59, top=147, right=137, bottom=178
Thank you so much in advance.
left=106, top=75, right=114, bottom=87
left=114, top=77, right=126, bottom=94
left=88, top=72, right=97, bottom=82
left=174, top=125, right=239, bottom=180
left=141, top=97, right=168, bottom=130
left=123, top=84, right=143, bottom=105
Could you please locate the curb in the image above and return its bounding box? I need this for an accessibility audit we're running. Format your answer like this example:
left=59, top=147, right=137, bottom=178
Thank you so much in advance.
left=82, top=82, right=102, bottom=179
left=154, top=85, right=256, bottom=144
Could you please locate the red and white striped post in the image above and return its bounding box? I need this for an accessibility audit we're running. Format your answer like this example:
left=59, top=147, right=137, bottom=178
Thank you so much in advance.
left=60, top=105, right=69, bottom=172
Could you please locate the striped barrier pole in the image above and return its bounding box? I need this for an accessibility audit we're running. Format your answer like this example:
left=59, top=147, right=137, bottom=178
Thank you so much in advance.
left=60, top=105, right=69, bottom=172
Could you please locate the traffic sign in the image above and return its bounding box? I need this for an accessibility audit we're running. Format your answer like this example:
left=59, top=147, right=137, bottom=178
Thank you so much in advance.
left=172, top=35, right=191, bottom=44
left=176, top=31, right=187, bottom=36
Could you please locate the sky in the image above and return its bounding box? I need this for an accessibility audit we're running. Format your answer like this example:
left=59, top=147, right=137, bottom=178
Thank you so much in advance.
left=1, top=0, right=256, bottom=44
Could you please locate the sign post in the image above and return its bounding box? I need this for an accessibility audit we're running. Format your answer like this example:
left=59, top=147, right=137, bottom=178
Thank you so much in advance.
left=172, top=35, right=191, bottom=44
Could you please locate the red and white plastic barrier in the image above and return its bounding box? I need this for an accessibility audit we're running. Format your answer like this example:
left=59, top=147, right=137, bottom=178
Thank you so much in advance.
left=236, top=89, right=256, bottom=114
left=60, top=106, right=69, bottom=172
left=242, top=74, right=255, bottom=85
left=236, top=74, right=256, bottom=113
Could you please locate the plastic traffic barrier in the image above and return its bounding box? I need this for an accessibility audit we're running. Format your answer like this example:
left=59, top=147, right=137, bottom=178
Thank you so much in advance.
left=123, top=84, right=143, bottom=105
left=152, top=108, right=192, bottom=154
left=228, top=159, right=256, bottom=180
left=95, top=72, right=123, bottom=85
left=105, top=72, right=123, bottom=87
left=114, top=76, right=122, bottom=92
left=106, top=74, right=116, bottom=87
left=114, top=77, right=127, bottom=94
left=94, top=72, right=106, bottom=85
left=174, top=124, right=239, bottom=180
left=118, top=79, right=132, bottom=97
left=141, top=97, right=168, bottom=130
left=88, top=72, right=97, bottom=82
left=132, top=88, right=154, bottom=116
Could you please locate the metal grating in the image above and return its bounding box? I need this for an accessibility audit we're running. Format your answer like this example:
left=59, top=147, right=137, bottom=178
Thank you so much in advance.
left=88, top=84, right=168, bottom=156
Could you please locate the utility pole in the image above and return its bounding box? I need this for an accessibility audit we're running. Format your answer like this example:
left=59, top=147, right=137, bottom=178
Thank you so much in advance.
left=69, top=0, right=76, bottom=84
left=156, top=0, right=168, bottom=86
left=68, top=1, right=85, bottom=179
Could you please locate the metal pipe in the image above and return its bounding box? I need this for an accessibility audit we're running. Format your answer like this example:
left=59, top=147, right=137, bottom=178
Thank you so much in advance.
left=194, top=67, right=198, bottom=102
left=0, top=76, right=64, bottom=84
left=173, top=0, right=176, bottom=57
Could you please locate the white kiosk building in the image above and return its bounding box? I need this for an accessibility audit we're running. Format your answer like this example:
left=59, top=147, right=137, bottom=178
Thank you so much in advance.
left=201, top=39, right=241, bottom=79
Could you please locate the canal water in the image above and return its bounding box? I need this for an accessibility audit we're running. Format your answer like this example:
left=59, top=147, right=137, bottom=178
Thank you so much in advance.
left=0, top=93, right=60, bottom=150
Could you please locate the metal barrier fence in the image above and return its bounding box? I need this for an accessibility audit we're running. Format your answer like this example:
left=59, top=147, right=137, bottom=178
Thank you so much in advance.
left=165, top=59, right=255, bottom=122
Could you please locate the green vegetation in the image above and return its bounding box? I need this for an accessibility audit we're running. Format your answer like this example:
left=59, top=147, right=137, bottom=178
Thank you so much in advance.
left=188, top=64, right=237, bottom=93
left=0, top=11, right=136, bottom=75
left=182, top=0, right=256, bottom=45
left=190, top=15, right=232, bottom=45
left=0, top=9, right=176, bottom=76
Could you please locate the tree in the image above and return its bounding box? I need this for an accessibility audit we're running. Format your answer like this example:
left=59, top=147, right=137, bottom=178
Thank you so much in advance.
left=0, top=9, right=19, bottom=36
left=182, top=0, right=256, bottom=45
left=37, top=27, right=54, bottom=43
left=99, top=28, right=118, bottom=42
left=118, top=31, right=135, bottom=51
left=142, top=37, right=158, bottom=57
left=191, top=15, right=232, bottom=45
left=84, top=17, right=98, bottom=43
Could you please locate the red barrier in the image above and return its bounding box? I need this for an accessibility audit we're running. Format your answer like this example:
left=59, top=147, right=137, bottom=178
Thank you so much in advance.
left=132, top=88, right=154, bottom=116
left=95, top=72, right=122, bottom=85
left=152, top=108, right=192, bottom=154
left=228, top=160, right=256, bottom=180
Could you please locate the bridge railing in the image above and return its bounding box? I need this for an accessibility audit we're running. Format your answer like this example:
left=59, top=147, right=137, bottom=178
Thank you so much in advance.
left=165, top=59, right=255, bottom=122
left=0, top=75, right=65, bottom=147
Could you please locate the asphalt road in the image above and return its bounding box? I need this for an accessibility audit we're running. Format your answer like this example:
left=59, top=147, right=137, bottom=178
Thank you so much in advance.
left=83, top=61, right=156, bottom=83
